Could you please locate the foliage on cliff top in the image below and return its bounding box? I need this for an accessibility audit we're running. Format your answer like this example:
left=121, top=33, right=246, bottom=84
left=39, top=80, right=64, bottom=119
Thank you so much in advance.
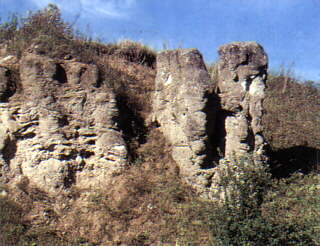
left=0, top=4, right=156, bottom=66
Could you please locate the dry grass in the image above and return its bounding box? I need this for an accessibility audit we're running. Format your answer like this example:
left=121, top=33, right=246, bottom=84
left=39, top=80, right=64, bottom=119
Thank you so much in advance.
left=263, top=74, right=320, bottom=176
left=53, top=129, right=216, bottom=245
left=263, top=74, right=320, bottom=150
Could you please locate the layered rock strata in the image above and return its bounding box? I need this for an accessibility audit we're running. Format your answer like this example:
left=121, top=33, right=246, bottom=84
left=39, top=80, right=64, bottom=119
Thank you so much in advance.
left=0, top=42, right=269, bottom=199
left=0, top=52, right=127, bottom=193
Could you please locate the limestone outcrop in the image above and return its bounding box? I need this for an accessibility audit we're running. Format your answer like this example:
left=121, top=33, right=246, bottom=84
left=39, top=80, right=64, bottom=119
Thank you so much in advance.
left=0, top=41, right=269, bottom=198
left=152, top=49, right=215, bottom=192
left=208, top=42, right=269, bottom=200
left=216, top=42, right=268, bottom=163
left=0, top=52, right=127, bottom=193
left=152, top=43, right=268, bottom=197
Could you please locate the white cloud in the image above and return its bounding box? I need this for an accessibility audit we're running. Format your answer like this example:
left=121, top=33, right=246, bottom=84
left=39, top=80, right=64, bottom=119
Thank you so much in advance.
left=29, top=0, right=136, bottom=19
left=80, top=0, right=135, bottom=18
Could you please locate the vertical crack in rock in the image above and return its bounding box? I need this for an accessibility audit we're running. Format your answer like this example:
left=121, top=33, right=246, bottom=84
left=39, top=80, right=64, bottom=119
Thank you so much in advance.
left=0, top=67, right=17, bottom=102
left=2, top=136, right=17, bottom=169
left=53, top=63, right=68, bottom=84
left=213, top=108, right=234, bottom=158
left=152, top=48, right=217, bottom=194
left=114, top=94, right=148, bottom=163
left=202, top=91, right=219, bottom=168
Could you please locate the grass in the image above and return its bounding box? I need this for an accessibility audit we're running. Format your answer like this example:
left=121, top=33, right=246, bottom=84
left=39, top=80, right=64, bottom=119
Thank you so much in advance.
left=263, top=73, right=320, bottom=176
left=263, top=73, right=320, bottom=150
left=2, top=162, right=320, bottom=245
left=0, top=4, right=156, bottom=66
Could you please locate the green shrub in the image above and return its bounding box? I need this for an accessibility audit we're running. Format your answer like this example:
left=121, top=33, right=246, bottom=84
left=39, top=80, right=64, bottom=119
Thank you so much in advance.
left=262, top=173, right=320, bottom=245
left=208, top=158, right=319, bottom=246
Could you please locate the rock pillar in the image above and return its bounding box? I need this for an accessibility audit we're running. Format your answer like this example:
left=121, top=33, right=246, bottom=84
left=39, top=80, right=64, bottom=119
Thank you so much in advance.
left=152, top=49, right=215, bottom=192
left=217, top=42, right=268, bottom=163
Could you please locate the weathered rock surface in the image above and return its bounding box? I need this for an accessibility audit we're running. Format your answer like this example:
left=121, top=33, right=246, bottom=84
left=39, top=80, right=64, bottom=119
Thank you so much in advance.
left=0, top=42, right=270, bottom=200
left=0, top=52, right=127, bottom=193
left=0, top=55, right=18, bottom=67
left=152, top=43, right=269, bottom=198
left=217, top=42, right=268, bottom=163
left=152, top=49, right=215, bottom=192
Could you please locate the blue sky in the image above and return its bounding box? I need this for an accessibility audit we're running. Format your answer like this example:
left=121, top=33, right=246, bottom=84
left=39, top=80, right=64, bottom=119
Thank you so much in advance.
left=1, top=0, right=319, bottom=82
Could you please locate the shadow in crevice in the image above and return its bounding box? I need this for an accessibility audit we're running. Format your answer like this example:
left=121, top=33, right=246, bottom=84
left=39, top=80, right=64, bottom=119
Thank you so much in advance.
left=210, top=97, right=235, bottom=162
left=245, top=114, right=255, bottom=152
left=0, top=69, right=18, bottom=102
left=2, top=137, right=17, bottom=169
left=115, top=94, right=148, bottom=162
left=64, top=164, right=77, bottom=189
left=53, top=64, right=68, bottom=84
left=269, top=146, right=320, bottom=178
left=201, top=92, right=220, bottom=169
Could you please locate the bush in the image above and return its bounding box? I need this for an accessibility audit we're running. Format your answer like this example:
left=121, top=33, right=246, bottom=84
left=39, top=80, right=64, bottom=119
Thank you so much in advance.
left=208, top=158, right=320, bottom=246
left=263, top=72, right=320, bottom=151
left=262, top=173, right=320, bottom=245
left=0, top=4, right=74, bottom=58
left=0, top=4, right=156, bottom=67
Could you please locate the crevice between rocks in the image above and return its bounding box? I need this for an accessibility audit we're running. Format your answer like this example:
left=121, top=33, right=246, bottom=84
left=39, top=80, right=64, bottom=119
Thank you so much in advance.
left=2, top=137, right=17, bottom=169
left=0, top=68, right=18, bottom=102
left=212, top=107, right=234, bottom=159
left=114, top=94, right=148, bottom=163
left=53, top=63, right=68, bottom=84
left=201, top=91, right=219, bottom=169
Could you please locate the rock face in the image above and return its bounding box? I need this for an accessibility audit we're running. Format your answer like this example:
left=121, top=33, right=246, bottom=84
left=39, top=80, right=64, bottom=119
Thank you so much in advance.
left=217, top=42, right=268, bottom=163
left=0, top=52, right=127, bottom=193
left=0, top=42, right=269, bottom=199
left=152, top=49, right=215, bottom=192
left=152, top=43, right=269, bottom=198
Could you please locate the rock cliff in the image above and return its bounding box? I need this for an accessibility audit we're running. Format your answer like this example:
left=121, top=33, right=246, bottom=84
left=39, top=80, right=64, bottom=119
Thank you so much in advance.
left=151, top=43, right=268, bottom=197
left=0, top=50, right=127, bottom=193
left=0, top=41, right=269, bottom=198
